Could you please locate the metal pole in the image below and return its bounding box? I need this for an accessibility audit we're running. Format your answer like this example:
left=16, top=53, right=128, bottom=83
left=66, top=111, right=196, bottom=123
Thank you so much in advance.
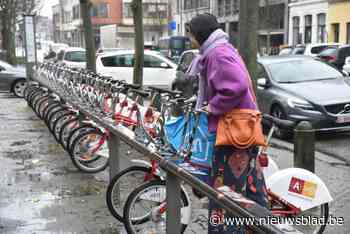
left=294, top=121, right=315, bottom=172
left=108, top=133, right=120, bottom=180
left=166, top=173, right=182, bottom=234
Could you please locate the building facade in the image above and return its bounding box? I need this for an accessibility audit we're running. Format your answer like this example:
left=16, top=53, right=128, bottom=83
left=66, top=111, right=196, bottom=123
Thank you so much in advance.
left=53, top=0, right=123, bottom=48
left=288, top=0, right=329, bottom=45
left=327, top=0, right=350, bottom=44
left=174, top=0, right=288, bottom=55
left=53, top=0, right=170, bottom=48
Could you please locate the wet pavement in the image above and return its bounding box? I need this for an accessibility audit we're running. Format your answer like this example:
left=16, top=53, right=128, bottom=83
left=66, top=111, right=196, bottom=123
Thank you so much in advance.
left=0, top=91, right=349, bottom=234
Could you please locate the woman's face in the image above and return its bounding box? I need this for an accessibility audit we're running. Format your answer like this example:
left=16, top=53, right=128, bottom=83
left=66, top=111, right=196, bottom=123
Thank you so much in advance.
left=188, top=32, right=200, bottom=49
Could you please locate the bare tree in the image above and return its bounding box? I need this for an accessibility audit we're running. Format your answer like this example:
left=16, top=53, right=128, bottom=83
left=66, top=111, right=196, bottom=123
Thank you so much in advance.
left=79, top=0, right=96, bottom=72
left=0, top=0, right=43, bottom=64
left=130, top=0, right=144, bottom=86
left=238, top=0, right=259, bottom=90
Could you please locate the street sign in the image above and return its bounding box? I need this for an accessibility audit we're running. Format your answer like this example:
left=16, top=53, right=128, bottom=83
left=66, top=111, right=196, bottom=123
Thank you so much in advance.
left=24, top=15, right=36, bottom=63
left=169, top=21, right=176, bottom=30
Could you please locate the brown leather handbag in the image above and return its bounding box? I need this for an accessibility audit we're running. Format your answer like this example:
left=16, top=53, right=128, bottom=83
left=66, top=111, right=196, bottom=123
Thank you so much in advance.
left=215, top=62, right=267, bottom=148
left=215, top=108, right=267, bottom=148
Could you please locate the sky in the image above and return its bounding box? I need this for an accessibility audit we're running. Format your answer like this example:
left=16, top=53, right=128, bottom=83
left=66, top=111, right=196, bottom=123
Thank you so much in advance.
left=39, top=0, right=59, bottom=18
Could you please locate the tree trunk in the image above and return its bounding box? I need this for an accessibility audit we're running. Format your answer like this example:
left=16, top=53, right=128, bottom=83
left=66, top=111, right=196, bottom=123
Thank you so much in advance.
left=131, top=0, right=144, bottom=86
left=265, top=0, right=271, bottom=55
left=79, top=0, right=96, bottom=72
left=1, top=12, right=17, bottom=65
left=238, top=0, right=259, bottom=91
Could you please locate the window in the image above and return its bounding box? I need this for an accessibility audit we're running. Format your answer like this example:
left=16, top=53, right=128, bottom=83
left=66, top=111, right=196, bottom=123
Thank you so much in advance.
left=64, top=51, right=86, bottom=62
left=317, top=13, right=326, bottom=43
left=72, top=5, right=80, bottom=20
left=304, top=15, right=312, bottom=43
left=218, top=0, right=224, bottom=17
left=101, top=54, right=134, bottom=67
left=257, top=64, right=268, bottom=79
left=97, top=3, right=108, bottom=18
left=184, top=0, right=198, bottom=10
left=199, top=0, right=209, bottom=8
left=225, top=0, right=231, bottom=16
left=347, top=23, right=350, bottom=44
left=332, top=23, right=340, bottom=43
left=144, top=55, right=165, bottom=68
left=292, top=16, right=300, bottom=45
left=91, top=3, right=108, bottom=18
left=123, top=3, right=133, bottom=18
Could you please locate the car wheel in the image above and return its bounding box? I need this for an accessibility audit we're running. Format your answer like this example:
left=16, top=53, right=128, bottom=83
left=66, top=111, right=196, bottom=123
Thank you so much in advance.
left=271, top=105, right=292, bottom=140
left=12, top=79, right=27, bottom=98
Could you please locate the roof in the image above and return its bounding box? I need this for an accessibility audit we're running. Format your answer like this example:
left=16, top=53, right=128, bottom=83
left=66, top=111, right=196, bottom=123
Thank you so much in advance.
left=258, top=55, right=315, bottom=65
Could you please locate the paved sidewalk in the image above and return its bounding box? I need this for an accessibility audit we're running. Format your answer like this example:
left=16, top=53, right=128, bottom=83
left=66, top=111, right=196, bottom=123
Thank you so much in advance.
left=0, top=93, right=349, bottom=234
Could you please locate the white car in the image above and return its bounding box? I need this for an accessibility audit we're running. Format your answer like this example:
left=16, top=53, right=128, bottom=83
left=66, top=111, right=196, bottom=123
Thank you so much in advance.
left=96, top=50, right=177, bottom=88
left=292, top=43, right=342, bottom=57
left=56, top=47, right=86, bottom=69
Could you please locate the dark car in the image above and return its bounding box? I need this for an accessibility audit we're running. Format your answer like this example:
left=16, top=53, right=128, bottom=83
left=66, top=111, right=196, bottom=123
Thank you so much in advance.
left=0, top=60, right=27, bottom=97
left=257, top=55, right=350, bottom=138
left=171, top=49, right=199, bottom=98
left=318, top=45, right=350, bottom=71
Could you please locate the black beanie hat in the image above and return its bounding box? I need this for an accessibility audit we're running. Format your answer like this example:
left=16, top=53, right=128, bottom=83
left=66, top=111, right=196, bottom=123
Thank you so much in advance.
left=188, top=13, right=220, bottom=46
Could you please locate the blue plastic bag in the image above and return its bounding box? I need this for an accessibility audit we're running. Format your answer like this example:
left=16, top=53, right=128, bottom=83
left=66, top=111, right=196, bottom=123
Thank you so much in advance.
left=164, top=113, right=215, bottom=169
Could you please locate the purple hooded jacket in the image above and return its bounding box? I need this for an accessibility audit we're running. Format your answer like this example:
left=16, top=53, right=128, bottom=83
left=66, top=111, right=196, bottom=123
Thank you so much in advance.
left=201, top=44, right=257, bottom=132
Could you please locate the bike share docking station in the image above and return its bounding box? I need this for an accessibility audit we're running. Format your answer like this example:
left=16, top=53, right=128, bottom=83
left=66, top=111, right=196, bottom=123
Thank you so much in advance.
left=27, top=65, right=306, bottom=234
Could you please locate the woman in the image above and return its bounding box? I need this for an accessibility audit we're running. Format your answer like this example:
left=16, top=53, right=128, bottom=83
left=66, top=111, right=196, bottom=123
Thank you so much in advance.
left=185, top=14, right=268, bottom=233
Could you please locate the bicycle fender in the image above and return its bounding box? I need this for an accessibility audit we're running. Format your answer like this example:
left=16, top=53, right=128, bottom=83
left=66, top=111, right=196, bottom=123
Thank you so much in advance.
left=266, top=168, right=333, bottom=211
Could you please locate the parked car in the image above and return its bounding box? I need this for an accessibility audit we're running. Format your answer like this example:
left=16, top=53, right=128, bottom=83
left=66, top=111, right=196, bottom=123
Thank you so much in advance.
left=171, top=49, right=199, bottom=97
left=344, top=56, right=350, bottom=74
left=291, top=43, right=342, bottom=57
left=56, top=47, right=86, bottom=69
left=257, top=55, right=350, bottom=138
left=278, top=46, right=294, bottom=55
left=0, top=60, right=26, bottom=97
left=96, top=50, right=178, bottom=88
left=96, top=47, right=125, bottom=56
left=318, top=45, right=350, bottom=71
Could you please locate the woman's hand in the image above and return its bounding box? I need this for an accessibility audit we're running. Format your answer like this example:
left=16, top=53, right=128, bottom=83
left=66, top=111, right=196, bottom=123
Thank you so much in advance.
left=202, top=105, right=211, bottom=114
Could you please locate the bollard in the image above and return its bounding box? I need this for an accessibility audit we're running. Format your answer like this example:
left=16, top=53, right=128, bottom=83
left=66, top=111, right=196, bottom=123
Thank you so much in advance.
left=294, top=121, right=315, bottom=172
left=166, top=173, right=182, bottom=234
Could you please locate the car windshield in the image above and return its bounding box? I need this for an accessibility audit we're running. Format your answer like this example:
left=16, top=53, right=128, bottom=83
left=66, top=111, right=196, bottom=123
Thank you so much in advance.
left=279, top=48, right=293, bottom=55
left=292, top=47, right=305, bottom=55
left=318, top=47, right=337, bottom=56
left=267, top=59, right=344, bottom=83
left=65, top=51, right=86, bottom=62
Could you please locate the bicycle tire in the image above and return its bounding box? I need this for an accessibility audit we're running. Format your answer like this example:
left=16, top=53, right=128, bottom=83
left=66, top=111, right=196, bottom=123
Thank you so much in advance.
left=69, top=128, right=108, bottom=173
left=67, top=124, right=94, bottom=154
left=123, top=179, right=189, bottom=234
left=52, top=112, right=76, bottom=141
left=106, top=166, right=154, bottom=222
left=58, top=117, right=80, bottom=149
left=48, top=108, right=69, bottom=132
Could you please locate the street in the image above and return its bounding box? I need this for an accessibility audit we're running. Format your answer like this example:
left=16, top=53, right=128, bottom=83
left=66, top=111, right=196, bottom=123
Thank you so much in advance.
left=0, top=91, right=350, bottom=234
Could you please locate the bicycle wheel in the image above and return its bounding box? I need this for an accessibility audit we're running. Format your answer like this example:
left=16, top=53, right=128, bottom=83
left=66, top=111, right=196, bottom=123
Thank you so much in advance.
left=70, top=128, right=109, bottom=173
left=67, top=124, right=94, bottom=153
left=52, top=112, right=76, bottom=141
left=48, top=109, right=69, bottom=132
left=106, top=166, right=157, bottom=222
left=123, top=179, right=190, bottom=234
left=58, top=117, right=80, bottom=149
left=294, top=203, right=329, bottom=234
left=42, top=102, right=61, bottom=120
left=33, top=95, right=50, bottom=117
left=45, top=106, right=65, bottom=126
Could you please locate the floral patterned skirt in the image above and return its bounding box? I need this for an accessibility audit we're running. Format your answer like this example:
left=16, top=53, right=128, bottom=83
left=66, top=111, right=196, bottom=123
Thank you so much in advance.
left=208, top=146, right=268, bottom=234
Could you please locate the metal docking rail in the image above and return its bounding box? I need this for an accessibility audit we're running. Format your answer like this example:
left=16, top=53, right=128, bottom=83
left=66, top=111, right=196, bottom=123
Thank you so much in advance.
left=30, top=73, right=302, bottom=234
